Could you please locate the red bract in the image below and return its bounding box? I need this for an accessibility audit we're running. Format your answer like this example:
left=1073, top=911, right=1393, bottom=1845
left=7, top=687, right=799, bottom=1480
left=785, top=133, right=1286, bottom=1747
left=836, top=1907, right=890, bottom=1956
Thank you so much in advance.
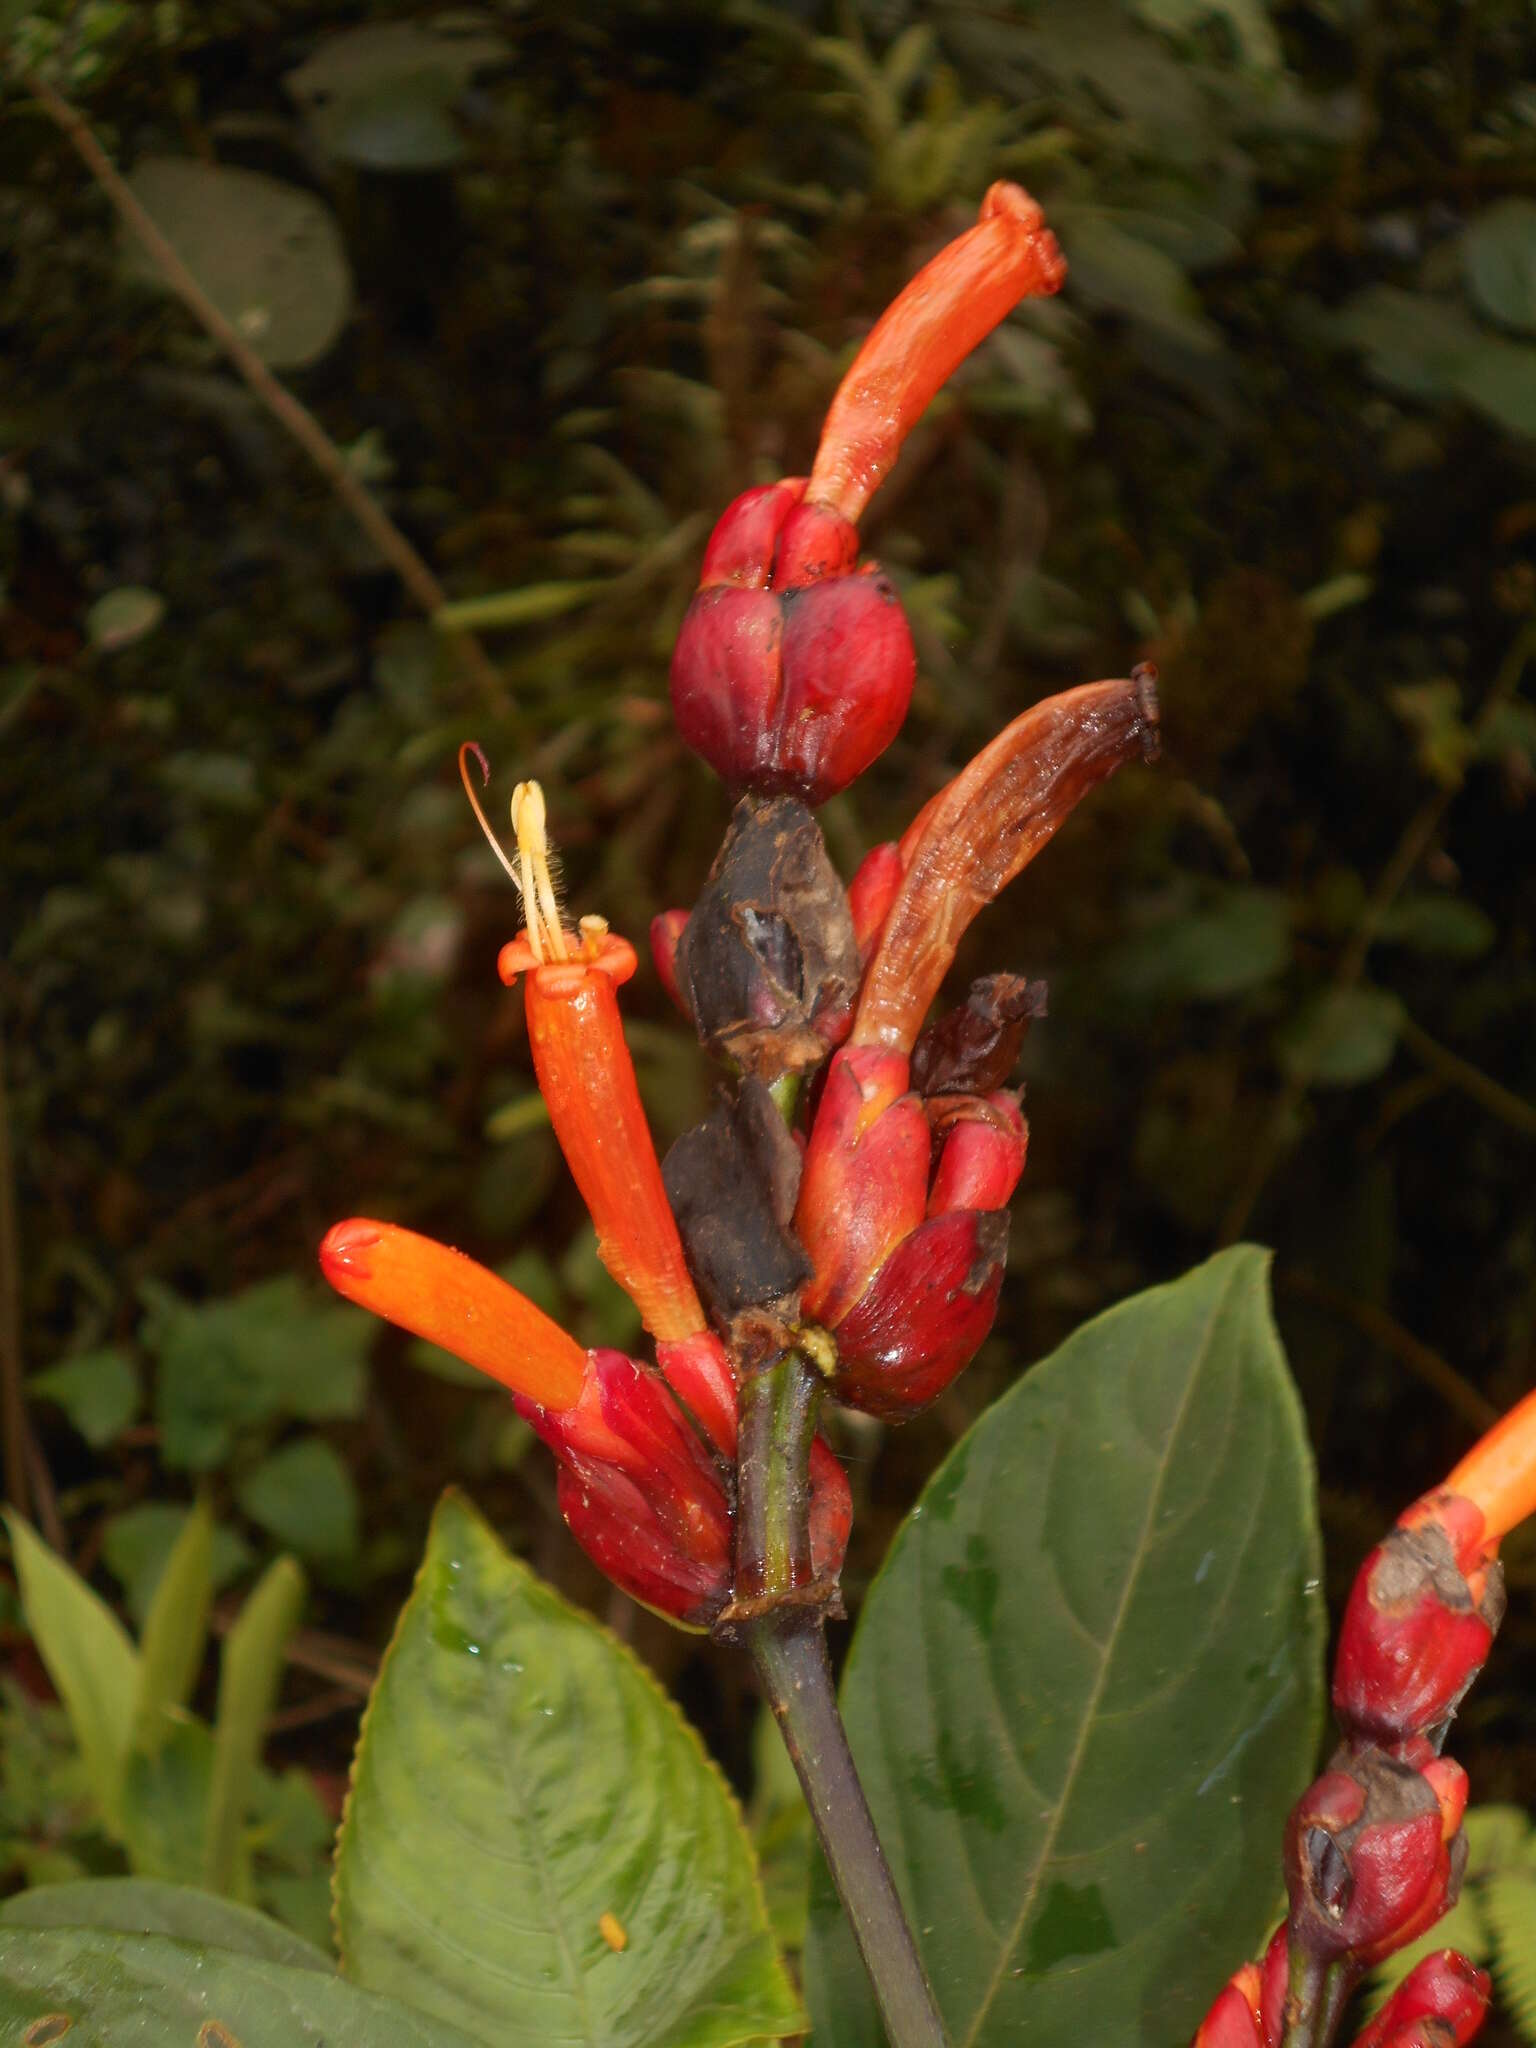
left=1192, top=1965, right=1266, bottom=2048
left=1350, top=1952, right=1490, bottom=2048
left=1284, top=1748, right=1468, bottom=1971
left=670, top=183, right=1064, bottom=805
left=1333, top=1512, right=1505, bottom=1751
left=516, top=1348, right=734, bottom=1626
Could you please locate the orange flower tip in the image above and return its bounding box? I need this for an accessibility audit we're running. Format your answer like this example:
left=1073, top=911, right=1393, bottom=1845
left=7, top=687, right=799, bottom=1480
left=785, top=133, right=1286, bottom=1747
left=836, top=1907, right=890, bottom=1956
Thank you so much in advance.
left=499, top=930, right=638, bottom=990
left=319, top=1219, right=382, bottom=1288
left=1442, top=1384, right=1536, bottom=1546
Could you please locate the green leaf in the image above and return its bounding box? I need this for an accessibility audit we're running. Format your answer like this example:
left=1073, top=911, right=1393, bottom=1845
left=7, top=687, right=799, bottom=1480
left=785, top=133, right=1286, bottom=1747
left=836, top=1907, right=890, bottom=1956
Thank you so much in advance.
left=146, top=1275, right=370, bottom=1471
left=85, top=584, right=166, bottom=651
left=134, top=1495, right=215, bottom=1752
left=4, top=1510, right=139, bottom=1836
left=0, top=1875, right=332, bottom=1970
left=236, top=1436, right=361, bottom=1562
left=1464, top=200, right=1536, bottom=336
left=335, top=1490, right=801, bottom=2048
left=1110, top=888, right=1292, bottom=1002
left=1055, top=208, right=1222, bottom=352
left=205, top=1558, right=306, bottom=1896
left=285, top=18, right=508, bottom=169
left=1376, top=895, right=1497, bottom=958
left=750, top=1704, right=814, bottom=1959
left=804, top=1248, right=1324, bottom=2048
left=1338, top=286, right=1536, bottom=438
left=27, top=1345, right=139, bottom=1447
left=122, top=158, right=352, bottom=370
left=433, top=579, right=605, bottom=632
left=0, top=1928, right=481, bottom=2046
left=1278, top=985, right=1405, bottom=1087
left=102, top=1503, right=255, bottom=1629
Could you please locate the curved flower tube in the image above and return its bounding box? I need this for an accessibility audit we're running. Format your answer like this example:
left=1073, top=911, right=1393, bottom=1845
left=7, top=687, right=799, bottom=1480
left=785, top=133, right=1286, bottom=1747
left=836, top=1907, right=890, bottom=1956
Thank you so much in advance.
left=670, top=183, right=1065, bottom=805
left=319, top=1220, right=732, bottom=1626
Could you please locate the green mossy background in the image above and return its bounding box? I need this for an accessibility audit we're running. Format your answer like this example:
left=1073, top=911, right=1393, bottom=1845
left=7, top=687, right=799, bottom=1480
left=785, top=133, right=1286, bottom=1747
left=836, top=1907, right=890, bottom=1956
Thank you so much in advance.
left=2, top=0, right=1535, bottom=2031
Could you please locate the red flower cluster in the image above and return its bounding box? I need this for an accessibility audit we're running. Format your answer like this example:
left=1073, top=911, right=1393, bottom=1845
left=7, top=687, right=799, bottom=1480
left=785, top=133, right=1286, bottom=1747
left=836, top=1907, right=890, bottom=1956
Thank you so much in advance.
left=320, top=190, right=1160, bottom=1623
left=1191, top=1391, right=1536, bottom=2048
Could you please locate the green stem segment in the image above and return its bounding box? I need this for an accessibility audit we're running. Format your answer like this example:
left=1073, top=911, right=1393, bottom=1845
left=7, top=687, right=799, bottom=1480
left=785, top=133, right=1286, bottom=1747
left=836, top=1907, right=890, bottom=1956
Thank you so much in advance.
left=1279, top=1942, right=1355, bottom=2048
left=734, top=1350, right=950, bottom=2048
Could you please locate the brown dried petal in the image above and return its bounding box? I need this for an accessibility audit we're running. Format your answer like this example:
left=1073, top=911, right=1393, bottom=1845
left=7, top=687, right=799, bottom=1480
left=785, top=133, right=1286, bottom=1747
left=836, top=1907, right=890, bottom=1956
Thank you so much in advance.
left=910, top=973, right=1048, bottom=1097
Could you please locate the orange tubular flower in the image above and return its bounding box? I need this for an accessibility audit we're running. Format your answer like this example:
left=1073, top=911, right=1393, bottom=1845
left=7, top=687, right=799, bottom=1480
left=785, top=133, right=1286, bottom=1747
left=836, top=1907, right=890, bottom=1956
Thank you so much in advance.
left=320, top=1219, right=586, bottom=1410
left=798, top=181, right=1065, bottom=531
left=451, top=755, right=851, bottom=1590
left=319, top=1219, right=735, bottom=1627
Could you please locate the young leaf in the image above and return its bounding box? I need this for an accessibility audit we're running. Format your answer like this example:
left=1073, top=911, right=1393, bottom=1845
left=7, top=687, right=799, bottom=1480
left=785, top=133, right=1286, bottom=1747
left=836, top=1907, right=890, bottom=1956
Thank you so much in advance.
left=102, top=1502, right=255, bottom=1629
left=133, top=1495, right=215, bottom=1754
left=0, top=1928, right=479, bottom=2047
left=4, top=1510, right=140, bottom=1836
left=0, top=1874, right=332, bottom=1970
left=204, top=1557, right=306, bottom=1896
left=334, top=1489, right=802, bottom=2048
left=145, top=1275, right=370, bottom=1472
left=804, top=1247, right=1325, bottom=2048
left=27, top=1345, right=140, bottom=1447
left=236, top=1436, right=361, bottom=1562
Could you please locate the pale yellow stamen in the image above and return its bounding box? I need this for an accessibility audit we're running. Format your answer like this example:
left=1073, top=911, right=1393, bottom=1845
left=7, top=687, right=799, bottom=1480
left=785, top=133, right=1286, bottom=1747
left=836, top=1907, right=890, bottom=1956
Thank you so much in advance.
left=511, top=779, right=569, bottom=964
left=579, top=914, right=609, bottom=960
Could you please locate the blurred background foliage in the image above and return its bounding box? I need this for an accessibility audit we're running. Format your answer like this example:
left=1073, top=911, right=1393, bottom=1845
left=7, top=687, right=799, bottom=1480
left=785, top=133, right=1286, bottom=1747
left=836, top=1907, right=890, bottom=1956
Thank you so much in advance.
left=2, top=0, right=1535, bottom=2018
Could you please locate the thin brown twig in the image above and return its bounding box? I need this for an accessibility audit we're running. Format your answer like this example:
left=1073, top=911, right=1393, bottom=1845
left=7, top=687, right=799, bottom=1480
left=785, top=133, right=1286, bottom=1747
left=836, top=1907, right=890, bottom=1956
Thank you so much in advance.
left=22, top=69, right=508, bottom=716
left=1278, top=1267, right=1499, bottom=1434
left=1396, top=1012, right=1536, bottom=1142
left=1220, top=622, right=1536, bottom=1245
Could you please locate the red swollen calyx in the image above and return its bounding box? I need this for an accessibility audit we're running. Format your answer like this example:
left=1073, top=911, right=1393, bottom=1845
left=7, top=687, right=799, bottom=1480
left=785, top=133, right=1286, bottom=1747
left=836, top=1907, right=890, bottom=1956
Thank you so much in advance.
left=670, top=184, right=1064, bottom=806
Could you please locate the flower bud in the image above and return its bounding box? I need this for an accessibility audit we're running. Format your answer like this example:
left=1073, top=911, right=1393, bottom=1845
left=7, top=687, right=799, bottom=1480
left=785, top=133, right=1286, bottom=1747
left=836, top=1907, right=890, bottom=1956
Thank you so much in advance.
left=671, top=185, right=1064, bottom=805
left=1350, top=1951, right=1490, bottom=2048
left=1284, top=1747, right=1468, bottom=1970
left=1333, top=1516, right=1505, bottom=1750
left=795, top=1048, right=1026, bottom=1418
left=663, top=1077, right=812, bottom=1322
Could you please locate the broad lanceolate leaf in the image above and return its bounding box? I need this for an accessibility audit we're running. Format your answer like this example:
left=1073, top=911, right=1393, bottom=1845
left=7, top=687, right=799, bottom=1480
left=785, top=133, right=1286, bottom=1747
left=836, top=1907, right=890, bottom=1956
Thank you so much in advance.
left=0, top=1875, right=332, bottom=1970
left=804, top=1247, right=1324, bottom=2048
left=0, top=1928, right=479, bottom=2048
left=3, top=1511, right=139, bottom=1836
left=334, top=1490, right=801, bottom=2048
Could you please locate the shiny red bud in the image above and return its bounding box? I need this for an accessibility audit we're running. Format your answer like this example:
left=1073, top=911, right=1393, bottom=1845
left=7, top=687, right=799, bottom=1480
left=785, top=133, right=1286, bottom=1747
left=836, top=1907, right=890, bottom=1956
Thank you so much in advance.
left=1351, top=1951, right=1490, bottom=2048
left=1333, top=1519, right=1504, bottom=1749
